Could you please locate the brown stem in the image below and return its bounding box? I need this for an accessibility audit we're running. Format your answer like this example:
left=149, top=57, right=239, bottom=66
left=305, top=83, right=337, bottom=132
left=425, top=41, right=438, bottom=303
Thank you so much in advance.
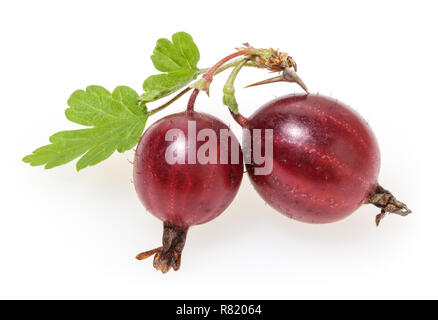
left=368, top=184, right=412, bottom=226
left=186, top=89, right=199, bottom=113
left=148, top=87, right=191, bottom=116
left=136, top=223, right=188, bottom=274
left=228, top=108, right=248, bottom=127
left=136, top=247, right=162, bottom=260
left=202, top=50, right=249, bottom=83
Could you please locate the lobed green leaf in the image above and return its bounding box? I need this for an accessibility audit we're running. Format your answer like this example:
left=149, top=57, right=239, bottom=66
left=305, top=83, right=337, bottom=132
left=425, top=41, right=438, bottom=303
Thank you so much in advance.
left=23, top=86, right=148, bottom=170
left=141, top=70, right=197, bottom=103
left=151, top=32, right=200, bottom=73
left=142, top=32, right=200, bottom=102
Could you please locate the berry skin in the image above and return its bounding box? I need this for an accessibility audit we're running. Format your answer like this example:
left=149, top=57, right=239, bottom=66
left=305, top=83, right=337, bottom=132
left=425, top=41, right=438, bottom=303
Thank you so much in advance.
left=134, top=110, right=243, bottom=272
left=244, top=94, right=381, bottom=223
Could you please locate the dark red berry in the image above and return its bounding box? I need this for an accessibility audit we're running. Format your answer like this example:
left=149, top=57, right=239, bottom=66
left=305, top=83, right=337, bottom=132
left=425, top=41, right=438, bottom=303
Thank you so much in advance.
left=134, top=110, right=243, bottom=272
left=242, top=94, right=410, bottom=224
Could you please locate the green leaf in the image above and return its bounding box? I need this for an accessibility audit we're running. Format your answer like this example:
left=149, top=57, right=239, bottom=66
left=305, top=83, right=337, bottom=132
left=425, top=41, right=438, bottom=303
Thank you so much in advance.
left=141, top=70, right=196, bottom=102
left=151, top=32, right=200, bottom=72
left=23, top=86, right=148, bottom=171
left=142, top=32, right=200, bottom=102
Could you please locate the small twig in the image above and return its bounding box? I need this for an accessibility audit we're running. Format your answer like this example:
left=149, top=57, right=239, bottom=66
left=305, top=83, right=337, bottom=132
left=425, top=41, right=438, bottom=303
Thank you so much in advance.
left=146, top=59, right=258, bottom=116
left=223, top=58, right=250, bottom=114
left=148, top=87, right=191, bottom=116
left=186, top=89, right=200, bottom=113
left=202, top=50, right=250, bottom=83
left=228, top=109, right=248, bottom=127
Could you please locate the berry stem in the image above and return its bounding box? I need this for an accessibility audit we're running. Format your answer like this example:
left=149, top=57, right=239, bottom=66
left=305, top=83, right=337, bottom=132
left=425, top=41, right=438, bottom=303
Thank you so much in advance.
left=147, top=59, right=257, bottom=116
left=368, top=184, right=412, bottom=226
left=186, top=89, right=199, bottom=113
left=215, top=58, right=258, bottom=74
left=228, top=109, right=248, bottom=127
left=136, top=223, right=189, bottom=273
left=148, top=87, right=191, bottom=116
left=223, top=58, right=250, bottom=115
left=202, top=49, right=250, bottom=83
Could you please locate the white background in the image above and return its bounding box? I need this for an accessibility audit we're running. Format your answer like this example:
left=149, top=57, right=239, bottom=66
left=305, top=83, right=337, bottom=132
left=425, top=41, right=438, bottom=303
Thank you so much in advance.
left=1, top=0, right=437, bottom=299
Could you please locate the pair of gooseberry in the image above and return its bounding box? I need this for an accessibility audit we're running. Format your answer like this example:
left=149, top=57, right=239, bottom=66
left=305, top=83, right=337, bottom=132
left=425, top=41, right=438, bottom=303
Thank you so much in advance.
left=134, top=92, right=410, bottom=273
